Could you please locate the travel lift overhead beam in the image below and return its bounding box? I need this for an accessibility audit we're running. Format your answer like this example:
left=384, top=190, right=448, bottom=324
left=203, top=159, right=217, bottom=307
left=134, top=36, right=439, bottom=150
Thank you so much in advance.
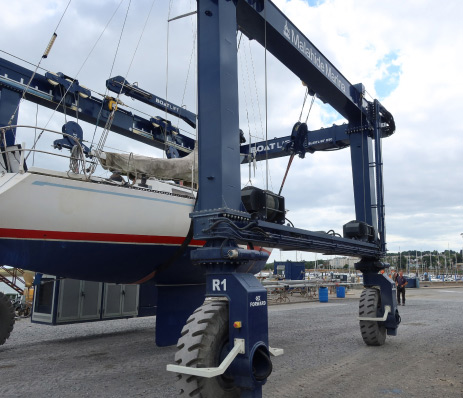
left=168, top=1, right=400, bottom=397
left=0, top=58, right=391, bottom=163
left=0, top=57, right=195, bottom=155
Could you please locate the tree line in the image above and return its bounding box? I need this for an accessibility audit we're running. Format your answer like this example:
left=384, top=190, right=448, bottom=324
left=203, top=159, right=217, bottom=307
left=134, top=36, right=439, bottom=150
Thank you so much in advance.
left=383, top=250, right=462, bottom=271
left=264, top=249, right=463, bottom=272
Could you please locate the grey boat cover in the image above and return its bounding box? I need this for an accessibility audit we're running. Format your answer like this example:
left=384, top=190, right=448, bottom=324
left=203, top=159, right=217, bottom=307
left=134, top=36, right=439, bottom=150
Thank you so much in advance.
left=99, top=148, right=197, bottom=183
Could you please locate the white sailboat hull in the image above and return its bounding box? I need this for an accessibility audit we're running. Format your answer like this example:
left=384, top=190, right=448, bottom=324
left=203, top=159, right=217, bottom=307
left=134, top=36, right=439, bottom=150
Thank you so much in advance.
left=0, top=168, right=204, bottom=284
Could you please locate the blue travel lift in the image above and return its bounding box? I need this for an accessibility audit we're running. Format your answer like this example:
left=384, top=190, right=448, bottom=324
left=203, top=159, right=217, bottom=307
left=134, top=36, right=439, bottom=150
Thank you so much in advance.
left=0, top=1, right=401, bottom=396
left=167, top=1, right=400, bottom=397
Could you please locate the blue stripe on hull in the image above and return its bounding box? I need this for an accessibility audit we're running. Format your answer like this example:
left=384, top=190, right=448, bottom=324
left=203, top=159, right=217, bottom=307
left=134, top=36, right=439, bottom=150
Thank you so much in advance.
left=31, top=180, right=193, bottom=207
left=0, top=239, right=205, bottom=285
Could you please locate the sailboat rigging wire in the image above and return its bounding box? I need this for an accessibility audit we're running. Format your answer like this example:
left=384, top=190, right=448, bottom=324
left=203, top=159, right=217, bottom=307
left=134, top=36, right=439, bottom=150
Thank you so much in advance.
left=53, top=0, right=72, bottom=33
left=27, top=0, right=125, bottom=163
left=89, top=0, right=133, bottom=174
left=237, top=31, right=243, bottom=50
left=237, top=46, right=254, bottom=187
left=177, top=10, right=197, bottom=129
left=244, top=110, right=254, bottom=186
left=74, top=0, right=125, bottom=85
left=238, top=40, right=265, bottom=188
left=6, top=0, right=73, bottom=135
left=248, top=42, right=266, bottom=155
left=248, top=129, right=252, bottom=184
left=247, top=41, right=273, bottom=189
left=124, top=0, right=156, bottom=80
left=164, top=0, right=174, bottom=157
left=86, top=0, right=126, bottom=148
left=91, top=0, right=159, bottom=176
left=0, top=51, right=46, bottom=71
left=299, top=88, right=309, bottom=122
left=108, top=0, right=132, bottom=83
left=33, top=104, right=38, bottom=166
left=305, top=94, right=316, bottom=124
left=242, top=44, right=260, bottom=143
left=168, top=10, right=197, bottom=22
left=263, top=5, right=269, bottom=192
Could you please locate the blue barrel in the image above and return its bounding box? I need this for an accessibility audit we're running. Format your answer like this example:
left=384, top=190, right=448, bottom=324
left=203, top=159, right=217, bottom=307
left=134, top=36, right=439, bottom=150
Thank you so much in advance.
left=319, top=286, right=328, bottom=302
left=336, top=286, right=346, bottom=298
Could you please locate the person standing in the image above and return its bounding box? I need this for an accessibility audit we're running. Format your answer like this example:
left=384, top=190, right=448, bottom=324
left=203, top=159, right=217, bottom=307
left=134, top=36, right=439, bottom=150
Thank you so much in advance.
left=396, top=270, right=408, bottom=305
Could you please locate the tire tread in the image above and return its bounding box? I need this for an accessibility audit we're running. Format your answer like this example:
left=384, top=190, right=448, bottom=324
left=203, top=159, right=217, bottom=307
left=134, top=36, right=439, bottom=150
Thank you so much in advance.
left=0, top=292, right=15, bottom=346
left=359, top=288, right=387, bottom=346
left=175, top=301, right=239, bottom=397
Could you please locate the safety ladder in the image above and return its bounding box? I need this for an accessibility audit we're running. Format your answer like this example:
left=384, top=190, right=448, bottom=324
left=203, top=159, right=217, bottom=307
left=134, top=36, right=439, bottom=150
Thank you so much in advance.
left=0, top=267, right=25, bottom=295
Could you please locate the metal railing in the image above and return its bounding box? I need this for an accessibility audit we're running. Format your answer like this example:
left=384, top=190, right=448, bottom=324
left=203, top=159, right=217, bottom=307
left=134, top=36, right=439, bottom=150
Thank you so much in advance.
left=0, top=125, right=95, bottom=180
left=0, top=125, right=197, bottom=195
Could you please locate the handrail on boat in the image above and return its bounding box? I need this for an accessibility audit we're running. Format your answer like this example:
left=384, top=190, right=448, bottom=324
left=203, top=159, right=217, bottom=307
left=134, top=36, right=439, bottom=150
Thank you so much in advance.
left=0, top=125, right=197, bottom=193
left=0, top=125, right=92, bottom=180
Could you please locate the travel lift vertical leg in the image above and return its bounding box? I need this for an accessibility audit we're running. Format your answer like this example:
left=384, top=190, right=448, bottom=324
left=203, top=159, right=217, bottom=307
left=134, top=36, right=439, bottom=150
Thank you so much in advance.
left=166, top=1, right=275, bottom=396
left=350, top=99, right=400, bottom=344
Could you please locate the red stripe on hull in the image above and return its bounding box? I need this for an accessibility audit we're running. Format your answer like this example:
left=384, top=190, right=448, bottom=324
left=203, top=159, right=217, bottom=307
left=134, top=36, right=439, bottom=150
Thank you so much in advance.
left=0, top=228, right=205, bottom=246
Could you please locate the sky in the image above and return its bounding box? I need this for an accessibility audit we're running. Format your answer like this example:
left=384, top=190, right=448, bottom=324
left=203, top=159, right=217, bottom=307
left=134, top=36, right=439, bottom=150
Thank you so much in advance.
left=0, top=0, right=462, bottom=270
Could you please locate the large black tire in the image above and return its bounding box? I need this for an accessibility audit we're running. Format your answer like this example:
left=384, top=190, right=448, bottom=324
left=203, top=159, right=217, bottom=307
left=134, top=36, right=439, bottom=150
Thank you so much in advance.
left=175, top=300, right=240, bottom=397
left=359, top=288, right=386, bottom=346
left=0, top=292, right=15, bottom=346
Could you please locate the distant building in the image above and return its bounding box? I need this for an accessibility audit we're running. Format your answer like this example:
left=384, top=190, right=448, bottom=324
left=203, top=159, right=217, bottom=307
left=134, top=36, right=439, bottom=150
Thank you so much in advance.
left=329, top=256, right=360, bottom=269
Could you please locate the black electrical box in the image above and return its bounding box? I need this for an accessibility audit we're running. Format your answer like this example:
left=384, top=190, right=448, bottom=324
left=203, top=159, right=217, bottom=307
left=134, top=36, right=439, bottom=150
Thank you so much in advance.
left=343, top=220, right=375, bottom=242
left=241, top=186, right=285, bottom=224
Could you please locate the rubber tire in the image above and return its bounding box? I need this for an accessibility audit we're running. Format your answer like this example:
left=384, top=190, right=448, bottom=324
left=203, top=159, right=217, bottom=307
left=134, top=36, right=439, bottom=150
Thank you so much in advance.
left=359, top=288, right=386, bottom=346
left=0, top=292, right=15, bottom=345
left=175, top=300, right=240, bottom=397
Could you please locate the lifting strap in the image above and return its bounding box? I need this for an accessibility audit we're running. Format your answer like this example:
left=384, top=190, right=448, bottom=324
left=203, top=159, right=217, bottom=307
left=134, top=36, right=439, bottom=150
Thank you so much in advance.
left=278, top=121, right=309, bottom=196
left=278, top=154, right=294, bottom=196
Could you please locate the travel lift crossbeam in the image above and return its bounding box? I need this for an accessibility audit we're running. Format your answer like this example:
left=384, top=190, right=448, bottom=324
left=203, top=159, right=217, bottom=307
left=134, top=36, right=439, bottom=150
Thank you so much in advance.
left=0, top=58, right=389, bottom=164
left=167, top=1, right=400, bottom=397
left=0, top=57, right=195, bottom=155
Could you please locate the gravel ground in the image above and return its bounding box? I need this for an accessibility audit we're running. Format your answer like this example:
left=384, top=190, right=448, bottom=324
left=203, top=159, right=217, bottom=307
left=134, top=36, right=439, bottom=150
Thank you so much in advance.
left=1, top=287, right=462, bottom=398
